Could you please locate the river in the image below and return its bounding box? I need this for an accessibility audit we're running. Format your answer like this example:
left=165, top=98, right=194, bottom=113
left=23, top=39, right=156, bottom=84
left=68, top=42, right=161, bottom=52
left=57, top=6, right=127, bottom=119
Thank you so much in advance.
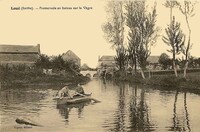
left=0, top=79, right=200, bottom=132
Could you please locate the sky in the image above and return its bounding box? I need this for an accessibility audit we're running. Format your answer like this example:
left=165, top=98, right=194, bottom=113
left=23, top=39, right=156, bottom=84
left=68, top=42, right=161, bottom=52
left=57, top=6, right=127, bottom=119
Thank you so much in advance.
left=0, top=0, right=200, bottom=68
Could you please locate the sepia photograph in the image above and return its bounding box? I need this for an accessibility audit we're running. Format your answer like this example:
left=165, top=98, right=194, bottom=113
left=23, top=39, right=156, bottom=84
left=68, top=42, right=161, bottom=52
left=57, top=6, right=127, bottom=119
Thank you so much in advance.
left=0, top=0, right=200, bottom=131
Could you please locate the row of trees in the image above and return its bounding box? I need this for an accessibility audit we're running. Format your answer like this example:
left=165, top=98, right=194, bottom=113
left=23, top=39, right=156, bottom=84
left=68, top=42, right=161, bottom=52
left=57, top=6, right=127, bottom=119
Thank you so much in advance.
left=35, top=54, right=80, bottom=73
left=102, top=0, right=197, bottom=79
left=102, top=1, right=159, bottom=79
left=159, top=53, right=200, bottom=70
left=163, top=0, right=196, bottom=78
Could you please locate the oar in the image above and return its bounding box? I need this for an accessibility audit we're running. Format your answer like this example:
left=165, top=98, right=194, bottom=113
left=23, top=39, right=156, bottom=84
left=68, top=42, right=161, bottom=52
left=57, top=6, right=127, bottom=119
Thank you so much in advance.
left=53, top=96, right=60, bottom=100
left=75, top=92, right=87, bottom=97
left=76, top=93, right=101, bottom=103
left=90, top=98, right=101, bottom=103
left=15, top=118, right=43, bottom=127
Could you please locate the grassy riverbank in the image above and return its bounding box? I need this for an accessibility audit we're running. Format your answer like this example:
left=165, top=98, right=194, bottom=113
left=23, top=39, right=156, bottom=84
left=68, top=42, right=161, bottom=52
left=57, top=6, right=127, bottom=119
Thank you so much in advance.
left=113, top=70, right=200, bottom=93
left=0, top=67, right=90, bottom=89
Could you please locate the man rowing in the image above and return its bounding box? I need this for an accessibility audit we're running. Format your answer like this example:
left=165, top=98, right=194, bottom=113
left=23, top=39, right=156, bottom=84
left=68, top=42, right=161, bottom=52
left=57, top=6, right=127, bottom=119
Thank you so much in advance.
left=58, top=83, right=85, bottom=99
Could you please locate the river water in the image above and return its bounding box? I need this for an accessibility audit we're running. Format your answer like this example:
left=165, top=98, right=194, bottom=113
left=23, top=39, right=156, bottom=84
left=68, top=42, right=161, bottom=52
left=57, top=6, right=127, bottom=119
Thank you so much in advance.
left=1, top=79, right=200, bottom=132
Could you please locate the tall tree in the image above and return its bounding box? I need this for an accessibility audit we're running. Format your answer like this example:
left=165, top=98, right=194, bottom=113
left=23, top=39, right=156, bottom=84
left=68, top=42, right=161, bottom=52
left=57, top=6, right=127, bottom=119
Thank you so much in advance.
left=163, top=0, right=179, bottom=23
left=125, top=1, right=140, bottom=74
left=163, top=0, right=179, bottom=70
left=163, top=17, right=185, bottom=77
left=102, top=1, right=127, bottom=72
left=178, top=0, right=196, bottom=78
left=125, top=1, right=159, bottom=79
left=115, top=45, right=128, bottom=76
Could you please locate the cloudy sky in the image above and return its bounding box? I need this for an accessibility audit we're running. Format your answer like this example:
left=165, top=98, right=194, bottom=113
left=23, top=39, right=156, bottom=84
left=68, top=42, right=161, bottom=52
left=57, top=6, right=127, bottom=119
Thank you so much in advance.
left=0, top=0, right=200, bottom=68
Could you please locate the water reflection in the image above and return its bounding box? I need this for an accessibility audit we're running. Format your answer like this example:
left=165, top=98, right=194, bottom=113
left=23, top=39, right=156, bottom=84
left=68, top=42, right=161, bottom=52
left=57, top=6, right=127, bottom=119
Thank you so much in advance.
left=129, top=85, right=154, bottom=131
left=102, top=82, right=155, bottom=131
left=0, top=80, right=200, bottom=131
left=169, top=90, right=191, bottom=131
left=113, top=83, right=126, bottom=131
left=184, top=92, right=191, bottom=131
left=56, top=101, right=91, bottom=122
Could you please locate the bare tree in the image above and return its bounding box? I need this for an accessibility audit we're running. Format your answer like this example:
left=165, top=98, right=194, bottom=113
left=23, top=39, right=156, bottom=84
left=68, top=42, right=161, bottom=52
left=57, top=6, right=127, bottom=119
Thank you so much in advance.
left=163, top=17, right=185, bottom=77
left=178, top=0, right=196, bottom=78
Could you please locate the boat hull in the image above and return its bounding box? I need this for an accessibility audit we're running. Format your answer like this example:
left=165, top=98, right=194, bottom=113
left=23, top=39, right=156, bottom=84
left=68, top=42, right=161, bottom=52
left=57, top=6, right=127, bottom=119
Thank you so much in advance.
left=57, top=94, right=91, bottom=105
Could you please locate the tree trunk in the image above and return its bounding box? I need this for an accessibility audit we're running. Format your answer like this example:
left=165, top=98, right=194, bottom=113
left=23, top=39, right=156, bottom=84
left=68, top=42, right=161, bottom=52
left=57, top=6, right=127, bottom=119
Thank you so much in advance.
left=170, top=7, right=172, bottom=24
left=184, top=61, right=189, bottom=78
left=184, top=12, right=191, bottom=79
left=173, top=60, right=178, bottom=77
left=134, top=56, right=137, bottom=74
left=140, top=69, right=145, bottom=79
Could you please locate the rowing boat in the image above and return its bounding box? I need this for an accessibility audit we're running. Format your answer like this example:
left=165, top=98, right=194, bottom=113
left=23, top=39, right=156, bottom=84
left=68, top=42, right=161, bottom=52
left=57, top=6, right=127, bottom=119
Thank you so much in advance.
left=56, top=93, right=92, bottom=105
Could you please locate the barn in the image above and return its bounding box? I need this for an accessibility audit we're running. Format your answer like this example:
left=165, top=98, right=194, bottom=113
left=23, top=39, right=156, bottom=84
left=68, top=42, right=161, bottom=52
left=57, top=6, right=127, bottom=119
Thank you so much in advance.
left=0, top=44, right=40, bottom=66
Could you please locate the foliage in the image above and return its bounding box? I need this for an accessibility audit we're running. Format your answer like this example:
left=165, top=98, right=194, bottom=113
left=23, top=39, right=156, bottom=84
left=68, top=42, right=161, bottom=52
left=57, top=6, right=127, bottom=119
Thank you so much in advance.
left=163, top=0, right=179, bottom=21
left=102, top=1, right=127, bottom=72
left=51, top=55, right=65, bottom=70
left=125, top=1, right=159, bottom=78
left=35, top=54, right=80, bottom=73
left=125, top=1, right=141, bottom=73
left=65, top=60, right=80, bottom=73
left=115, top=45, right=128, bottom=71
left=35, top=54, right=51, bottom=69
left=163, top=17, right=185, bottom=56
left=178, top=0, right=196, bottom=78
left=102, top=1, right=125, bottom=48
left=179, top=57, right=200, bottom=69
left=159, top=53, right=172, bottom=70
left=162, top=16, right=185, bottom=77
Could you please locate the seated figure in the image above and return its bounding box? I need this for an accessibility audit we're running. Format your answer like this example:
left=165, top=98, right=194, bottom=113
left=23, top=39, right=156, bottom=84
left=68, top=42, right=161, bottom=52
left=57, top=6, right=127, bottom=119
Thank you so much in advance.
left=75, top=83, right=85, bottom=94
left=58, top=86, right=69, bottom=98
left=58, top=84, right=85, bottom=99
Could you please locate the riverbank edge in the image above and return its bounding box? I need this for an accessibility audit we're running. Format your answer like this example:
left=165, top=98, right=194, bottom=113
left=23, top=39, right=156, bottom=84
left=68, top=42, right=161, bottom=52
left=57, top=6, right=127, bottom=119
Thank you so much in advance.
left=1, top=74, right=91, bottom=89
left=112, top=74, right=200, bottom=94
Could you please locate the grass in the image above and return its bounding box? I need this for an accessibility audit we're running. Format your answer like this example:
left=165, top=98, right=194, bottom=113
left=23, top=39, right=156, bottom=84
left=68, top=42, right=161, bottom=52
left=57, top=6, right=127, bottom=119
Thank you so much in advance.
left=0, top=68, right=90, bottom=89
left=113, top=71, right=200, bottom=94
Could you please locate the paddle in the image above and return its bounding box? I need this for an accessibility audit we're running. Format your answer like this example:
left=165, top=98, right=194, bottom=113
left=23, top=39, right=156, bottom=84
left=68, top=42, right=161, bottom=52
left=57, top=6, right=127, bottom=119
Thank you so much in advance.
left=74, top=93, right=101, bottom=103
left=15, top=118, right=43, bottom=127
left=90, top=98, right=101, bottom=103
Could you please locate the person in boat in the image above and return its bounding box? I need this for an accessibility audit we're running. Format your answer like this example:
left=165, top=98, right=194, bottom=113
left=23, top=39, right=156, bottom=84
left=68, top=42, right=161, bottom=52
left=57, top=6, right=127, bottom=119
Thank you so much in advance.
left=67, top=83, right=85, bottom=98
left=58, top=86, right=69, bottom=98
left=75, top=83, right=85, bottom=95
left=58, top=83, right=85, bottom=99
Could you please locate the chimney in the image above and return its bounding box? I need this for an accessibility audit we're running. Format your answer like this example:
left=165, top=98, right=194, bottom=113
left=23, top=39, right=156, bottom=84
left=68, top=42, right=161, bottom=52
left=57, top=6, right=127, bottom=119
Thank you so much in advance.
left=37, top=44, right=41, bottom=54
left=98, top=55, right=100, bottom=61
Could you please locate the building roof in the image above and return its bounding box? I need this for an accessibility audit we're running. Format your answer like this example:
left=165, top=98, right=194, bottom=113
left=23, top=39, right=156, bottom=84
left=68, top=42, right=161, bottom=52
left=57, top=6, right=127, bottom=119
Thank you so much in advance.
left=97, top=55, right=116, bottom=68
left=62, top=50, right=80, bottom=60
left=99, top=55, right=115, bottom=61
left=0, top=44, right=40, bottom=54
left=147, top=56, right=159, bottom=64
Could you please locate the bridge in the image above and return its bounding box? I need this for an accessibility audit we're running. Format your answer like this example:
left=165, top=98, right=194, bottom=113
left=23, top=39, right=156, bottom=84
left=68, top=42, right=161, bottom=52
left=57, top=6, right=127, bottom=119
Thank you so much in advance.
left=80, top=70, right=97, bottom=78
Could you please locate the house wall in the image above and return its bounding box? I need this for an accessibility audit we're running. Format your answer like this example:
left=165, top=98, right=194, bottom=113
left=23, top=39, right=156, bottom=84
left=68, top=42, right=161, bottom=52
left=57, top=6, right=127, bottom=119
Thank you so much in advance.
left=0, top=53, right=39, bottom=66
left=97, top=60, right=117, bottom=77
left=98, top=60, right=116, bottom=67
